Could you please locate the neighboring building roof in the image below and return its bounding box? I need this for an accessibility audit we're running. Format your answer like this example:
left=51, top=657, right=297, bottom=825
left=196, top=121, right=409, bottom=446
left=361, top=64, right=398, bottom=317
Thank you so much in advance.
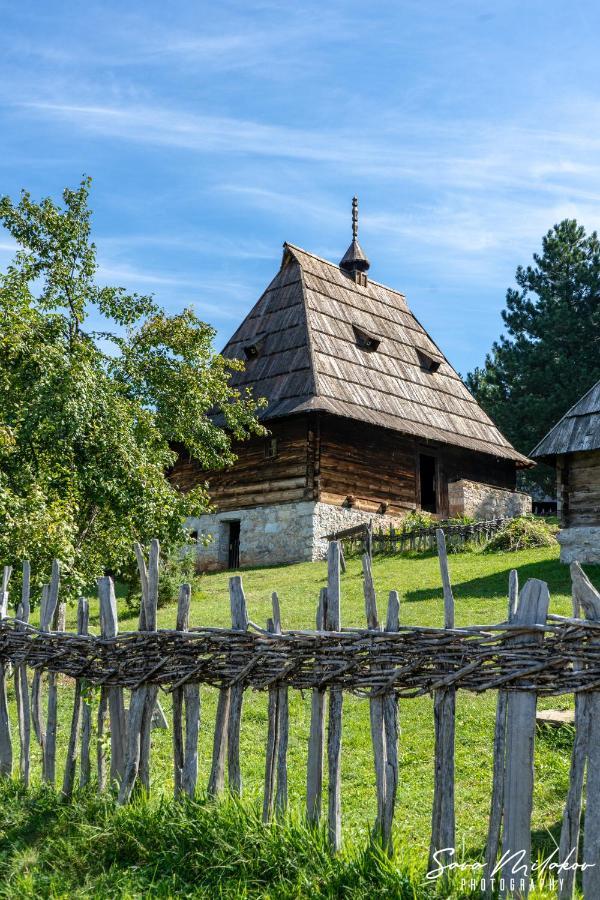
left=530, top=379, right=600, bottom=460
left=221, top=242, right=530, bottom=465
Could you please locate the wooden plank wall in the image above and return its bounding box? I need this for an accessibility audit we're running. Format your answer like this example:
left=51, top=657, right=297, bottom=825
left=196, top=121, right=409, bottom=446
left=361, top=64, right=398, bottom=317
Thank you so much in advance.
left=566, top=450, right=600, bottom=526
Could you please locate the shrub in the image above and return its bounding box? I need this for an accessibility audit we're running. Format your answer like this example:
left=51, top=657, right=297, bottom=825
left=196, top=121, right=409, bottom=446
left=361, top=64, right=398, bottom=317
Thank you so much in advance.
left=484, top=516, right=558, bottom=553
left=399, top=511, right=436, bottom=532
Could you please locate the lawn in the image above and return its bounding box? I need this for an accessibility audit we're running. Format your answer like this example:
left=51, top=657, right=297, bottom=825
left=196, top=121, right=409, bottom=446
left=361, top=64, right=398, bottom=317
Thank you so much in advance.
left=1, top=543, right=599, bottom=897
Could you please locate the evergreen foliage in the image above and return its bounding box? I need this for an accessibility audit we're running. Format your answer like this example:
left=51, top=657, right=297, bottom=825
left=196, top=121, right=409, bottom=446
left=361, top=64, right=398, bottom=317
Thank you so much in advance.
left=466, top=220, right=600, bottom=492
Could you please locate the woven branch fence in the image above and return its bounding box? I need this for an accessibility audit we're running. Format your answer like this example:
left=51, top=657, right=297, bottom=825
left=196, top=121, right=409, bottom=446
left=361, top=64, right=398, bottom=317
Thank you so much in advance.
left=325, top=517, right=508, bottom=557
left=0, top=534, right=599, bottom=897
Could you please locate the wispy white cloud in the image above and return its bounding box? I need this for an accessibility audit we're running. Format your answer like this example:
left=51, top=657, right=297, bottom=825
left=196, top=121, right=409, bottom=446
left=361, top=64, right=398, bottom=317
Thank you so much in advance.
left=17, top=96, right=600, bottom=208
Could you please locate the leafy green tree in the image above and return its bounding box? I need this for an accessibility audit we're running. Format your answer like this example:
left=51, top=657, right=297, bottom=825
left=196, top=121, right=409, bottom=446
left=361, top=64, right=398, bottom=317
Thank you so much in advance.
left=466, top=220, right=600, bottom=493
left=0, top=178, right=264, bottom=604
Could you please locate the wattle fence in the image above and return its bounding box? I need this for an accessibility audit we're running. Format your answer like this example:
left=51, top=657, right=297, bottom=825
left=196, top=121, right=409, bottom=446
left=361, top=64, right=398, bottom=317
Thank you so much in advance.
left=0, top=535, right=599, bottom=897
left=324, top=516, right=508, bottom=557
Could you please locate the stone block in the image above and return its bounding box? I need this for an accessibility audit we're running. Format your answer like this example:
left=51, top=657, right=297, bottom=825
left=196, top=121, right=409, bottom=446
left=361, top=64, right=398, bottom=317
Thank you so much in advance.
left=448, top=479, right=531, bottom=520
left=558, top=527, right=600, bottom=564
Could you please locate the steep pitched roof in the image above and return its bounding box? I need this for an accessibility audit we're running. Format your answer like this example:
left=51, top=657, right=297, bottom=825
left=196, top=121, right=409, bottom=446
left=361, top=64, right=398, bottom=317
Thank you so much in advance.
left=531, top=379, right=600, bottom=459
left=221, top=243, right=529, bottom=464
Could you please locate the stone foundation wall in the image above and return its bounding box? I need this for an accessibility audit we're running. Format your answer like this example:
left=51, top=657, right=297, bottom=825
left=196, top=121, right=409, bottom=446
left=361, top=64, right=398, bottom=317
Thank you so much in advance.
left=448, top=479, right=531, bottom=520
left=557, top=527, right=600, bottom=564
left=187, top=502, right=316, bottom=571
left=311, top=502, right=407, bottom=560
left=187, top=501, right=411, bottom=570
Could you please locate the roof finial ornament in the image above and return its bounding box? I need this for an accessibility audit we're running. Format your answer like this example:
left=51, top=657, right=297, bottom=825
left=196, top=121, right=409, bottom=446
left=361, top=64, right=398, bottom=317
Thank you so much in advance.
left=340, top=195, right=370, bottom=275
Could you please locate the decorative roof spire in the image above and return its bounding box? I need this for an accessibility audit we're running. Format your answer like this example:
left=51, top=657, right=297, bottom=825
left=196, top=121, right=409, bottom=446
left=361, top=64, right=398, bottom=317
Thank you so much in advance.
left=340, top=195, right=370, bottom=274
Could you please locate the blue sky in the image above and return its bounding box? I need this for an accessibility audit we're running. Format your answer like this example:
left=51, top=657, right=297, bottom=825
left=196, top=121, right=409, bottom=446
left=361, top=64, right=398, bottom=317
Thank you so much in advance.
left=2, top=1, right=600, bottom=375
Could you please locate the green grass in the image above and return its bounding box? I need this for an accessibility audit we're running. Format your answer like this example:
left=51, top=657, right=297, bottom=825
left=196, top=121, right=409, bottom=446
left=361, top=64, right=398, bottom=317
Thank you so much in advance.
left=1, top=545, right=599, bottom=897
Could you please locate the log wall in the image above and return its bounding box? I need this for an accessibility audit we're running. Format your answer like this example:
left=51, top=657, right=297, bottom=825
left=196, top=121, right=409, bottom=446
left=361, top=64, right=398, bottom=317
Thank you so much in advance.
left=170, top=417, right=313, bottom=512
left=565, top=450, right=600, bottom=526
left=170, top=413, right=518, bottom=520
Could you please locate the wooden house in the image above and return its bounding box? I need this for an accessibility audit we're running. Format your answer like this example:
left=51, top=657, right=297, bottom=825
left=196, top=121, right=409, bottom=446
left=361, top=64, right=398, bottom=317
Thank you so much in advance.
left=172, top=202, right=531, bottom=569
left=531, top=379, right=600, bottom=563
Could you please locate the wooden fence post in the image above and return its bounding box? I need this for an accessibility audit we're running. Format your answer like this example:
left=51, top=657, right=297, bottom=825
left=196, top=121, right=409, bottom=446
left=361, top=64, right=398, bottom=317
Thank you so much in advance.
left=273, top=592, right=289, bottom=815
left=32, top=561, right=59, bottom=756
left=569, top=563, right=600, bottom=900
left=485, top=569, right=518, bottom=896
left=173, top=582, right=191, bottom=798
left=0, top=565, right=12, bottom=776
left=326, top=541, right=343, bottom=851
left=119, top=540, right=160, bottom=803
left=227, top=575, right=248, bottom=795
left=383, top=589, right=400, bottom=853
left=14, top=561, right=31, bottom=785
left=62, top=598, right=89, bottom=796
left=98, top=575, right=126, bottom=787
left=362, top=553, right=386, bottom=839
left=501, top=578, right=550, bottom=896
left=262, top=612, right=280, bottom=822
left=181, top=581, right=200, bottom=799
left=306, top=587, right=327, bottom=825
left=31, top=583, right=48, bottom=751
left=429, top=529, right=456, bottom=871
left=79, top=598, right=92, bottom=789
left=263, top=591, right=288, bottom=820
left=133, top=542, right=152, bottom=792
left=43, top=600, right=65, bottom=784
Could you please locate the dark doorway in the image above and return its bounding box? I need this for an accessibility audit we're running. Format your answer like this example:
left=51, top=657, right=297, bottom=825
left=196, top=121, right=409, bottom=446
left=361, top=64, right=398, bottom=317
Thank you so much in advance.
left=419, top=454, right=437, bottom=513
left=227, top=520, right=241, bottom=569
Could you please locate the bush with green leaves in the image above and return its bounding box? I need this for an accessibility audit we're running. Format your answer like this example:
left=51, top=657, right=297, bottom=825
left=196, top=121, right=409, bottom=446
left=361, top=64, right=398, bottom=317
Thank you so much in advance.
left=0, top=179, right=265, bottom=605
left=484, top=516, right=558, bottom=553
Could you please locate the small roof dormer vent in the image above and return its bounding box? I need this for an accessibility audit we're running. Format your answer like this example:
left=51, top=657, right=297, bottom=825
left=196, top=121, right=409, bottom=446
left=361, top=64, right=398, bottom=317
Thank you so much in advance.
left=353, top=324, right=380, bottom=352
left=417, top=348, right=442, bottom=373
left=243, top=334, right=265, bottom=360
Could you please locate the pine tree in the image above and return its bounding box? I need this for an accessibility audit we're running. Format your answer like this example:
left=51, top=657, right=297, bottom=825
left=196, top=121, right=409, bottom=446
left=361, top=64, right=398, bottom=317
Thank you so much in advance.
left=466, top=220, right=600, bottom=493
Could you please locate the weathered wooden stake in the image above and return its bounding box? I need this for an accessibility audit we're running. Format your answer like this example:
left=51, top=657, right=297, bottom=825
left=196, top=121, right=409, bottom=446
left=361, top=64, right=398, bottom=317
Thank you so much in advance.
left=43, top=601, right=65, bottom=784
left=262, top=614, right=280, bottom=822
left=429, top=529, right=456, bottom=872
left=227, top=575, right=248, bottom=796
left=62, top=598, right=89, bottom=796
left=382, top=589, right=400, bottom=853
left=362, top=553, right=387, bottom=839
left=32, top=562, right=59, bottom=758
left=14, top=562, right=31, bottom=785
left=119, top=540, right=160, bottom=803
left=98, top=575, right=126, bottom=787
left=501, top=578, right=550, bottom=896
left=96, top=689, right=108, bottom=792
left=79, top=600, right=92, bottom=789
left=570, top=563, right=600, bottom=900
left=31, top=583, right=49, bottom=750
left=0, top=566, right=13, bottom=776
left=306, top=587, right=327, bottom=825
left=207, top=687, right=230, bottom=797
left=326, top=541, right=343, bottom=851
left=173, top=582, right=191, bottom=798
left=485, top=569, right=518, bottom=897
left=272, top=592, right=288, bottom=815
left=180, top=580, right=200, bottom=799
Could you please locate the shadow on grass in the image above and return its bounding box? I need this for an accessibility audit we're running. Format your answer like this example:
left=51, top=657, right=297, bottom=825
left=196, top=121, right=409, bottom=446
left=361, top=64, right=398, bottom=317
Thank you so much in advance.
left=403, top=559, right=600, bottom=606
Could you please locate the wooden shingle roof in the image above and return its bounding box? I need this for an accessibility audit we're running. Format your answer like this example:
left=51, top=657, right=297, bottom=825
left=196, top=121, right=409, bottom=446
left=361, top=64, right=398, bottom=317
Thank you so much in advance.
left=222, top=243, right=529, bottom=464
left=531, top=380, right=600, bottom=460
